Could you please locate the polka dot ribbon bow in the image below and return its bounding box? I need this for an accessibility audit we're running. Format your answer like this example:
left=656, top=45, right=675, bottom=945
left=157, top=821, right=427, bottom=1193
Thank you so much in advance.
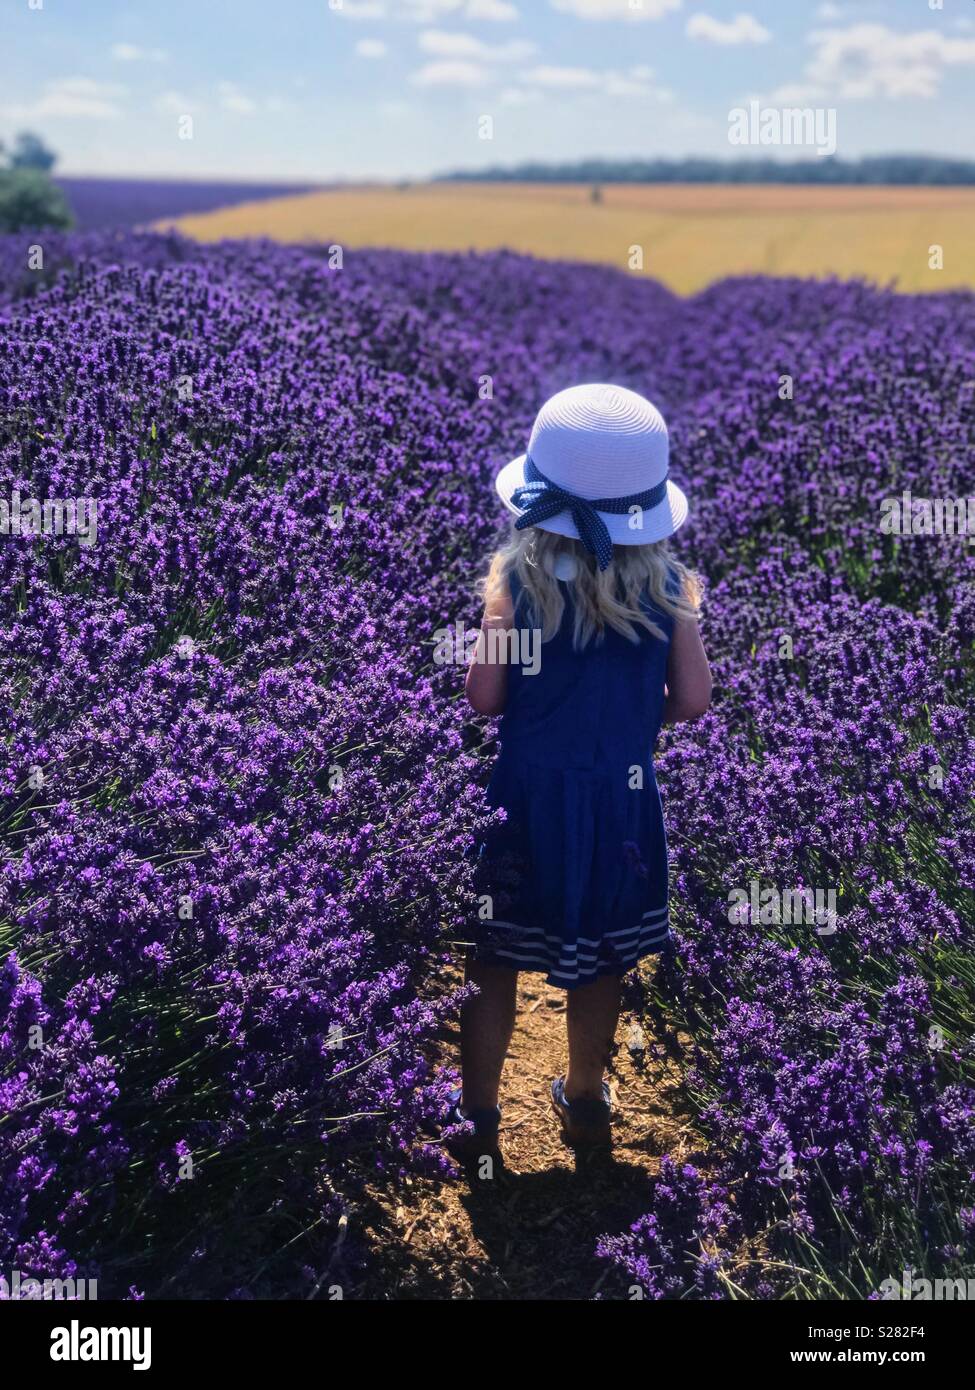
left=511, top=455, right=669, bottom=571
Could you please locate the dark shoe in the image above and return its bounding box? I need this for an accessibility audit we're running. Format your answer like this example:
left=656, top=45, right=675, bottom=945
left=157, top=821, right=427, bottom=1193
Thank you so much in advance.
left=442, top=1088, right=502, bottom=1166
left=550, top=1075, right=612, bottom=1148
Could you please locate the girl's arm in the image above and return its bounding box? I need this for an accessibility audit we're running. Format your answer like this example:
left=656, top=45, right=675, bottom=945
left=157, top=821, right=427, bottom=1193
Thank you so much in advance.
left=662, top=615, right=712, bottom=724
left=465, top=582, right=515, bottom=717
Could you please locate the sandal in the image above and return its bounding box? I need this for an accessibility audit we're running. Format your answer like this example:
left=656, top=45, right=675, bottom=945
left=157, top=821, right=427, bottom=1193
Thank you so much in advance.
left=442, top=1087, right=502, bottom=1166
left=550, top=1075, right=612, bottom=1148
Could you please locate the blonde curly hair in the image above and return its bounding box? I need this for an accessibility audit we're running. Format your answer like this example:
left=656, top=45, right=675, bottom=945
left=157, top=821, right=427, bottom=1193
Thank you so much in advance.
left=482, top=524, right=702, bottom=651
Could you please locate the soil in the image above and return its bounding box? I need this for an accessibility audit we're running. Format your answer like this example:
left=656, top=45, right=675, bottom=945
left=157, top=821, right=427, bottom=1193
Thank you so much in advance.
left=352, top=968, right=701, bottom=1300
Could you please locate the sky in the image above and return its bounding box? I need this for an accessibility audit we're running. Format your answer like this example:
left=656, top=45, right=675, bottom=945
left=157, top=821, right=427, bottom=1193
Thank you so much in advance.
left=3, top=0, right=975, bottom=180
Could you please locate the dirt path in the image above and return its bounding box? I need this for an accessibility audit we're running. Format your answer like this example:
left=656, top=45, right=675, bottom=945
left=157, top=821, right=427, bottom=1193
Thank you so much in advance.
left=355, top=970, right=698, bottom=1300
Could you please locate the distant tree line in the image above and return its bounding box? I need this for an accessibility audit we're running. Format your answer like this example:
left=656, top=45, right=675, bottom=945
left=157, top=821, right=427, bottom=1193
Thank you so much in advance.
left=436, top=156, right=975, bottom=186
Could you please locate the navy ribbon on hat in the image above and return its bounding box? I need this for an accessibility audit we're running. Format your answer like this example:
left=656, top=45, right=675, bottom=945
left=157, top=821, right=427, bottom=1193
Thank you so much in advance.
left=510, top=455, right=669, bottom=571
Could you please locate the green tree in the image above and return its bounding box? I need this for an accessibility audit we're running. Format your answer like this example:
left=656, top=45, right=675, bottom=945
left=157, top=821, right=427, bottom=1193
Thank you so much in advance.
left=0, top=169, right=73, bottom=232
left=9, top=131, right=58, bottom=172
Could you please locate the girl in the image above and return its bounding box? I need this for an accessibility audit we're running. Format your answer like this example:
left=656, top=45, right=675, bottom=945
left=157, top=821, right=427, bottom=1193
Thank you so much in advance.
left=450, top=384, right=711, bottom=1160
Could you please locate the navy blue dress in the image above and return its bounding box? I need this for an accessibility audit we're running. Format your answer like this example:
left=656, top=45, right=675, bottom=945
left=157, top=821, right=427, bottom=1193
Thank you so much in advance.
left=471, top=568, right=675, bottom=989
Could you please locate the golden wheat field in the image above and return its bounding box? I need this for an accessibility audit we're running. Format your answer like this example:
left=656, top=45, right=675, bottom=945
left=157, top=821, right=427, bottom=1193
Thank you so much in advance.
left=166, top=181, right=975, bottom=295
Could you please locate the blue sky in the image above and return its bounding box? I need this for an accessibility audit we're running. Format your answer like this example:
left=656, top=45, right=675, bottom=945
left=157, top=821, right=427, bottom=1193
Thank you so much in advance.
left=3, top=0, right=975, bottom=179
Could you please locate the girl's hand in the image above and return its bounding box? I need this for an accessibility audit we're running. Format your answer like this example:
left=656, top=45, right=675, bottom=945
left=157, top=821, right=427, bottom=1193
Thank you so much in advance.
left=465, top=586, right=514, bottom=717
left=662, top=616, right=712, bottom=724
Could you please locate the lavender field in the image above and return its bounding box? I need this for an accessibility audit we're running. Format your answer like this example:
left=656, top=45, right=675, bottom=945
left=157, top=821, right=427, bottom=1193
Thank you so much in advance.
left=54, top=178, right=318, bottom=230
left=1, top=229, right=973, bottom=1300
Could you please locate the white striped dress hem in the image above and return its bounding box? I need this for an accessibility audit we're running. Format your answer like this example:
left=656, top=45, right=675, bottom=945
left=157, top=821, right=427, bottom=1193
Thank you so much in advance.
left=473, top=909, right=670, bottom=986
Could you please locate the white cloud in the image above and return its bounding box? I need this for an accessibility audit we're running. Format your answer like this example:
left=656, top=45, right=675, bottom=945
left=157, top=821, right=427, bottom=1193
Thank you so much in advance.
left=815, top=2, right=842, bottom=18
left=408, top=51, right=664, bottom=100
left=110, top=42, right=167, bottom=62
left=499, top=85, right=542, bottom=104
left=3, top=77, right=126, bottom=120
left=410, top=28, right=535, bottom=85
left=355, top=38, right=389, bottom=57
left=155, top=90, right=202, bottom=116
left=338, top=0, right=518, bottom=20
left=410, top=59, right=491, bottom=85
left=524, top=64, right=601, bottom=87
left=799, top=23, right=975, bottom=100
left=520, top=63, right=659, bottom=96
left=603, top=70, right=657, bottom=95
left=467, top=0, right=519, bottom=17
left=335, top=1, right=388, bottom=15
left=764, top=82, right=823, bottom=105
left=686, top=13, right=770, bottom=45
left=418, top=30, right=535, bottom=60
left=549, top=0, right=681, bottom=20
left=218, top=80, right=258, bottom=113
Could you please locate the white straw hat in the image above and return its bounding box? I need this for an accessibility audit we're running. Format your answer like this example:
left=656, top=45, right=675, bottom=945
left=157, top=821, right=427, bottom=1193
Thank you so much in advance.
left=495, top=383, right=688, bottom=568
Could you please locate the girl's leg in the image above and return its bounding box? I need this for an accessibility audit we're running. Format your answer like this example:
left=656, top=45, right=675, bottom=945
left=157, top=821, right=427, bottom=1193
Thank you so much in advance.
left=460, top=959, right=519, bottom=1111
left=565, top=973, right=622, bottom=1103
